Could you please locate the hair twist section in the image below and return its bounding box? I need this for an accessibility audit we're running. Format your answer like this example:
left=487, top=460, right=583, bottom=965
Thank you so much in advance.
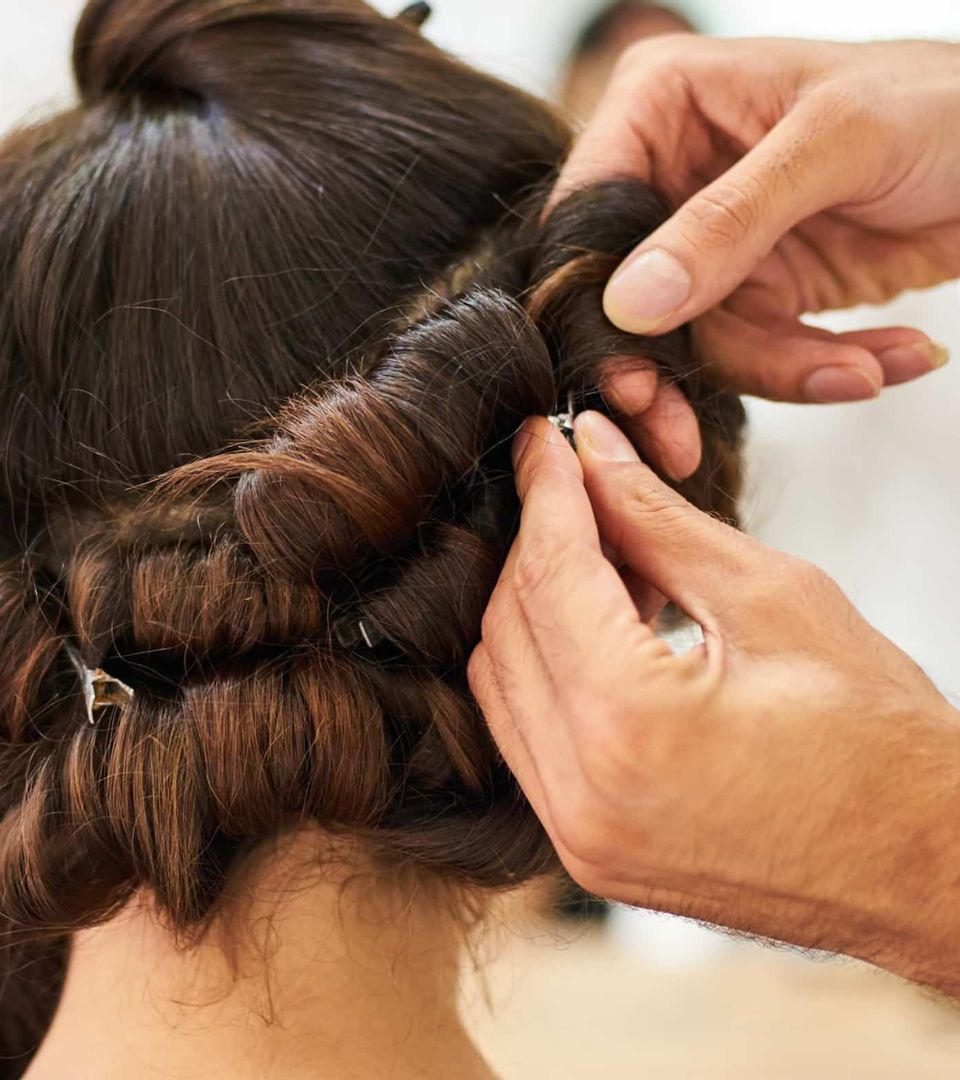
left=0, top=33, right=747, bottom=1070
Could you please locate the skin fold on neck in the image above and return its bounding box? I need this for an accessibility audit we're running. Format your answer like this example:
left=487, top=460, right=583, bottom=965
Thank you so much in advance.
left=25, top=829, right=496, bottom=1080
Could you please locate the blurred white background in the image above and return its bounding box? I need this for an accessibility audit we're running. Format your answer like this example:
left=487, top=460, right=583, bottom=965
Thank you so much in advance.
left=11, top=0, right=960, bottom=107
left=1, top=2, right=958, bottom=1076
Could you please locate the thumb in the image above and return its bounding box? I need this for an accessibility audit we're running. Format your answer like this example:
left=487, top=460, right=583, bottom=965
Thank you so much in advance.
left=602, top=103, right=858, bottom=335
left=574, top=411, right=768, bottom=626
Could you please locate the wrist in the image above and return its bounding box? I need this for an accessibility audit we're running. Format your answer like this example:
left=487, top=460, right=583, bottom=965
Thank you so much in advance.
left=837, top=696, right=960, bottom=997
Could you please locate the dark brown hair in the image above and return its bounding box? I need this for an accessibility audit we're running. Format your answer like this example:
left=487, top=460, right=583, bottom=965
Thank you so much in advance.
left=0, top=0, right=744, bottom=1071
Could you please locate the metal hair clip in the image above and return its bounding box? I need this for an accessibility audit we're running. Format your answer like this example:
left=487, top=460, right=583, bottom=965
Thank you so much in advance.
left=547, top=393, right=577, bottom=449
left=397, top=2, right=432, bottom=28
left=65, top=643, right=135, bottom=725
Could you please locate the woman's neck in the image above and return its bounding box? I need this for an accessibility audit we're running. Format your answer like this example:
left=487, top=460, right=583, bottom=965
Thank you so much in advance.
left=26, top=831, right=495, bottom=1080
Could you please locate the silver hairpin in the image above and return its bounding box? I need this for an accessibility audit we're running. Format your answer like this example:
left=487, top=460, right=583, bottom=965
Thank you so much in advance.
left=547, top=392, right=577, bottom=448
left=357, top=619, right=380, bottom=650
left=332, top=615, right=383, bottom=652
left=65, top=643, right=135, bottom=725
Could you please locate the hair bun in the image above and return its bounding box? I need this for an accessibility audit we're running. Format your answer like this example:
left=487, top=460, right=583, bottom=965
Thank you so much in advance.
left=72, top=1, right=391, bottom=109
left=73, top=0, right=215, bottom=106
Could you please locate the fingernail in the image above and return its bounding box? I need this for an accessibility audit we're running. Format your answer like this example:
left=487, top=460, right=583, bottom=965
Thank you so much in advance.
left=876, top=341, right=950, bottom=385
left=603, top=248, right=692, bottom=333
left=932, top=343, right=951, bottom=368
left=803, top=366, right=882, bottom=403
left=574, top=411, right=640, bottom=462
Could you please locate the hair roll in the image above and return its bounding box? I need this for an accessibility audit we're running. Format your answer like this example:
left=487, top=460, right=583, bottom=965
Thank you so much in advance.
left=75, top=0, right=430, bottom=104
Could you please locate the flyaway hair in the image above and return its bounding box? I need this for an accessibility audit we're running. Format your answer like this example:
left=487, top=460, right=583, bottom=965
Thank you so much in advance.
left=0, top=1, right=744, bottom=1072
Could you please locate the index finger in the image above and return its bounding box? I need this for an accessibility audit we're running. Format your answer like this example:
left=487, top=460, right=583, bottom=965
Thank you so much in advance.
left=548, top=33, right=701, bottom=210
left=507, top=418, right=664, bottom=674
left=512, top=416, right=598, bottom=546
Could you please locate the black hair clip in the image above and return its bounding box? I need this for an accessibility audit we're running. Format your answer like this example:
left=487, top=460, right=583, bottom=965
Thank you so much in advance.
left=397, top=2, right=432, bottom=29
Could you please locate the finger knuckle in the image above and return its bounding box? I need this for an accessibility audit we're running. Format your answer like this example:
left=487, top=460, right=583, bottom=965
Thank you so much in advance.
left=512, top=538, right=585, bottom=606
left=743, top=552, right=835, bottom=615
left=615, top=34, right=686, bottom=81
left=774, top=553, right=831, bottom=594
left=621, top=482, right=689, bottom=536
left=814, top=83, right=872, bottom=124
left=683, top=185, right=760, bottom=251
left=811, top=83, right=889, bottom=143
left=788, top=557, right=842, bottom=606
left=612, top=39, right=651, bottom=80
left=512, top=547, right=559, bottom=603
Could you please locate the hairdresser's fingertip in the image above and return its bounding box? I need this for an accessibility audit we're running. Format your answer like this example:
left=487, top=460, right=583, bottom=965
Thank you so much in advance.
left=512, top=416, right=580, bottom=500
left=603, top=248, right=692, bottom=334
left=802, top=366, right=881, bottom=403
left=511, top=416, right=557, bottom=469
left=876, top=340, right=950, bottom=386
left=574, top=411, right=640, bottom=462
left=511, top=419, right=536, bottom=470
left=635, top=384, right=702, bottom=480
left=601, top=364, right=658, bottom=416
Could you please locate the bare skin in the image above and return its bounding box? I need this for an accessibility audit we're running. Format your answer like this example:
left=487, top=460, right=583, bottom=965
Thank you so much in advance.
left=470, top=416, right=960, bottom=998
left=468, top=37, right=960, bottom=994
left=585, top=38, right=959, bottom=476
left=26, top=830, right=494, bottom=1080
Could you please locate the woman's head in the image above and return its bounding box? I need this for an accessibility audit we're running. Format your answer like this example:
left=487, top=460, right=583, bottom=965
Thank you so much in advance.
left=0, top=0, right=744, bottom=1070
left=3, top=0, right=570, bottom=504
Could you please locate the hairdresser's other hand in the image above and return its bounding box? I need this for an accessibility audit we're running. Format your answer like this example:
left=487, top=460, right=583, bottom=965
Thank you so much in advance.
left=566, top=37, right=960, bottom=467
left=470, top=415, right=960, bottom=998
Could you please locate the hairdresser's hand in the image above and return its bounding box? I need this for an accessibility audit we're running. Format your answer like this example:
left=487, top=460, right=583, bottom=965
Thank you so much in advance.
left=470, top=415, right=960, bottom=997
left=565, top=38, right=960, bottom=476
